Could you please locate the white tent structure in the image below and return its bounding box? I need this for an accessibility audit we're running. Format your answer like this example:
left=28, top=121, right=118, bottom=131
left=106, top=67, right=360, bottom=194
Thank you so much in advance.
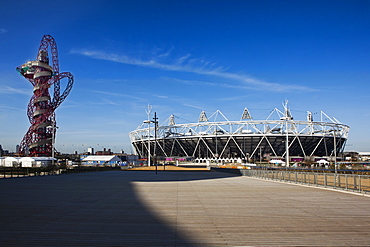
left=81, top=155, right=122, bottom=166
left=269, top=159, right=285, bottom=165
left=20, top=157, right=57, bottom=167
left=2, top=157, right=57, bottom=167
left=4, top=157, right=21, bottom=167
left=317, top=159, right=329, bottom=165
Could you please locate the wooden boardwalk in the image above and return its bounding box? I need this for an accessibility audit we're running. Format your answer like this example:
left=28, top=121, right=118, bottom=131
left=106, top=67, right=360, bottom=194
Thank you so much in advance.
left=0, top=170, right=369, bottom=246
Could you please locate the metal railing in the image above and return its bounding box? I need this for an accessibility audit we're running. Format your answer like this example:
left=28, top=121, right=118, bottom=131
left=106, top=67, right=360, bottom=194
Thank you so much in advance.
left=241, top=169, right=370, bottom=194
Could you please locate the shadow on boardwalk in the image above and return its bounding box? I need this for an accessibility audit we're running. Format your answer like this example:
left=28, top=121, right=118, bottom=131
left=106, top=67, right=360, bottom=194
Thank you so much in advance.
left=0, top=170, right=235, bottom=246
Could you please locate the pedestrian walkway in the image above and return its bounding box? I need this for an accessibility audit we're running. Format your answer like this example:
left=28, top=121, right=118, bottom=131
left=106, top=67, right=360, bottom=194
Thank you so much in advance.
left=0, top=170, right=369, bottom=246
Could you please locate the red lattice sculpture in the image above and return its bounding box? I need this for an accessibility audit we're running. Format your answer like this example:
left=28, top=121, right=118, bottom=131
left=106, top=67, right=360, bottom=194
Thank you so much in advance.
left=17, top=35, right=74, bottom=156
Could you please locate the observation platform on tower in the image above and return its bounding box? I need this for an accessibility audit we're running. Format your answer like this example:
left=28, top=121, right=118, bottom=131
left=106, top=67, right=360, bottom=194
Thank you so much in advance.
left=0, top=170, right=369, bottom=246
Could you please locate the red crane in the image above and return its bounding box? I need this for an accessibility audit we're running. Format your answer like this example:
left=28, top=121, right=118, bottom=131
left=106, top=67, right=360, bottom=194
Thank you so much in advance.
left=16, top=35, right=74, bottom=157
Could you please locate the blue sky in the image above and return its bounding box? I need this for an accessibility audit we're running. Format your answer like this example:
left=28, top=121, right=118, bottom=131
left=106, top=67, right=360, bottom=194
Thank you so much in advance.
left=1, top=0, right=370, bottom=153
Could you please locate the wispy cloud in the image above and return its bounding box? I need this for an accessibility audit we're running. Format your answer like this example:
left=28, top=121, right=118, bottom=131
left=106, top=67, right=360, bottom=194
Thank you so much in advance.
left=71, top=48, right=315, bottom=92
left=0, top=105, right=24, bottom=112
left=156, top=47, right=173, bottom=58
left=101, top=98, right=120, bottom=106
left=0, top=86, right=30, bottom=95
left=153, top=94, right=168, bottom=99
left=72, top=49, right=219, bottom=73
left=0, top=28, right=7, bottom=34
left=161, top=76, right=315, bottom=94
left=181, top=103, right=205, bottom=110
left=92, top=90, right=143, bottom=100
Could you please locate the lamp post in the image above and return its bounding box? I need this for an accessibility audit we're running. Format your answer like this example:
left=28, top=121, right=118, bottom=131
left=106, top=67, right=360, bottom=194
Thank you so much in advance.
left=282, top=100, right=290, bottom=170
left=215, top=125, right=218, bottom=166
left=153, top=112, right=158, bottom=174
left=143, top=112, right=158, bottom=173
left=259, top=147, right=262, bottom=166
left=285, top=119, right=289, bottom=170
left=333, top=128, right=337, bottom=187
left=328, top=128, right=338, bottom=187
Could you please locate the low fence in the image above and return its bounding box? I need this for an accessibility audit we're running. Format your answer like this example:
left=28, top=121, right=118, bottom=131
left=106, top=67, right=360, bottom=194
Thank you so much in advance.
left=240, top=169, right=370, bottom=194
left=0, top=167, right=60, bottom=178
left=0, top=166, right=121, bottom=178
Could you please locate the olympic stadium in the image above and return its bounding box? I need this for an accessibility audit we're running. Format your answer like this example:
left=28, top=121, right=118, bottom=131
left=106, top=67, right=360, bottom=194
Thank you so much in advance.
left=129, top=102, right=350, bottom=163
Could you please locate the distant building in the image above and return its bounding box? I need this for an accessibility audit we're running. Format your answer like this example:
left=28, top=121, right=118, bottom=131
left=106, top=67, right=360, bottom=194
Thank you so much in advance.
left=116, top=154, right=140, bottom=166
left=343, top=151, right=359, bottom=161
left=358, top=152, right=370, bottom=161
left=95, top=148, right=113, bottom=155
left=81, top=155, right=122, bottom=166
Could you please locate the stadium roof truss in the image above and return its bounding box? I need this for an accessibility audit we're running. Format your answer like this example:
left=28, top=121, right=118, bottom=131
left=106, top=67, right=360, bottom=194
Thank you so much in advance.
left=129, top=106, right=350, bottom=160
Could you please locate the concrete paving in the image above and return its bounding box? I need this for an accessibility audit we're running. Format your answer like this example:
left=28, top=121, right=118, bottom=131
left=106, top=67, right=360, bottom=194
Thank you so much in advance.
left=0, top=170, right=369, bottom=246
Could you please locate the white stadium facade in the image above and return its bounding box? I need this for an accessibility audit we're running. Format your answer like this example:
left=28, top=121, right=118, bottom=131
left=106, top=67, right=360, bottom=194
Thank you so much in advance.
left=129, top=102, right=350, bottom=163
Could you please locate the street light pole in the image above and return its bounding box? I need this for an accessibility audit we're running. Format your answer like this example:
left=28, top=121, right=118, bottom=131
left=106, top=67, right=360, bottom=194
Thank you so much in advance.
left=259, top=146, right=262, bottom=166
left=143, top=111, right=158, bottom=173
left=282, top=100, right=290, bottom=170
left=153, top=112, right=158, bottom=174
left=334, top=128, right=337, bottom=187
left=285, top=119, right=289, bottom=170
left=215, top=125, right=218, bottom=166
